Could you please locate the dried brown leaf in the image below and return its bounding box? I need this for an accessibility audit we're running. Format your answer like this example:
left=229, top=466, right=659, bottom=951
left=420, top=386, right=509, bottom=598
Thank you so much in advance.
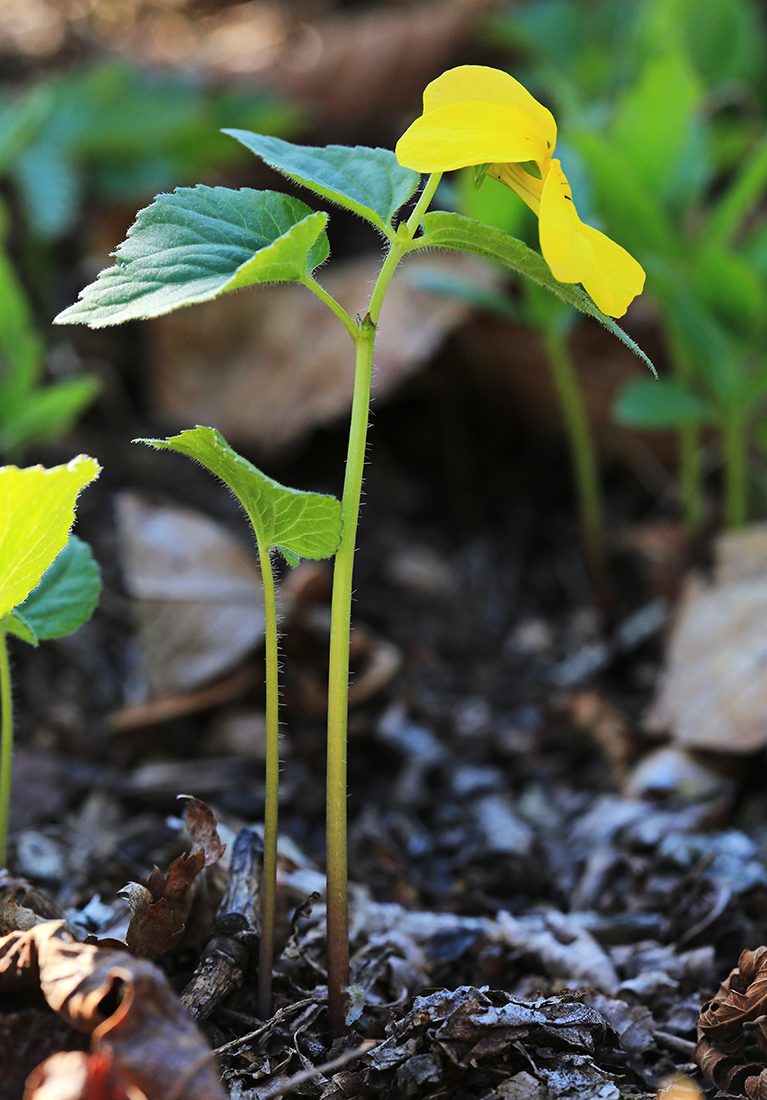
left=123, top=798, right=225, bottom=960
left=149, top=254, right=500, bottom=453
left=23, top=1050, right=144, bottom=1100
left=115, top=494, right=265, bottom=694
left=696, top=946, right=767, bottom=1098
left=0, top=921, right=225, bottom=1100
left=648, top=525, right=767, bottom=751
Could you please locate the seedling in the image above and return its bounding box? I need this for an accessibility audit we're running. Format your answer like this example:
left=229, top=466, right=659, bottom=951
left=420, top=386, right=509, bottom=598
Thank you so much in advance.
left=134, top=425, right=342, bottom=1018
left=55, top=65, right=652, bottom=1032
left=0, top=455, right=101, bottom=865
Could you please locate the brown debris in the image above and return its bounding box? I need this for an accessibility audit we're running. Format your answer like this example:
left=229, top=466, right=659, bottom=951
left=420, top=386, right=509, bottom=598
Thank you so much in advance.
left=181, top=828, right=263, bottom=1024
left=0, top=921, right=225, bottom=1100
left=23, top=1050, right=143, bottom=1100
left=122, top=797, right=225, bottom=961
left=695, top=945, right=767, bottom=1098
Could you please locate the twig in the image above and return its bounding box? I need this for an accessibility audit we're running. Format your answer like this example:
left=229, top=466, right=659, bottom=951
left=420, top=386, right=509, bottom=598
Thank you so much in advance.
left=653, top=1030, right=697, bottom=1057
left=258, top=1039, right=379, bottom=1099
left=213, top=997, right=323, bottom=1056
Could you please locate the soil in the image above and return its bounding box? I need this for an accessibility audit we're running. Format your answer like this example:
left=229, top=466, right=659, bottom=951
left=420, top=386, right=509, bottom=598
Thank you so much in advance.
left=5, top=346, right=767, bottom=1100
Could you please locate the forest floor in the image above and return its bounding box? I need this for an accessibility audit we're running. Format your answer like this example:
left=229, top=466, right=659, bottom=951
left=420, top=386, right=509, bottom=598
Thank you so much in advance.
left=4, top=353, right=766, bottom=1100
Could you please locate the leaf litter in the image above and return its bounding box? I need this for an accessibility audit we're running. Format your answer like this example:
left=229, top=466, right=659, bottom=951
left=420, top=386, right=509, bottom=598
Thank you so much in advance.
left=11, top=402, right=767, bottom=1100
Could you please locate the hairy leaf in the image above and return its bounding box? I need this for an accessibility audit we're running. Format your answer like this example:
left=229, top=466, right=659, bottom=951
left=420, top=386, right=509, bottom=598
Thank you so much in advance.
left=418, top=211, right=656, bottom=375
left=223, top=132, right=420, bottom=233
left=54, top=187, right=329, bottom=328
left=135, top=426, right=342, bottom=566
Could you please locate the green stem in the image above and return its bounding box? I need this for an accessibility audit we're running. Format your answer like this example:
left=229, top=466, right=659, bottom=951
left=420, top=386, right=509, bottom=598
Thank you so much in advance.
left=323, top=173, right=441, bottom=1035
left=406, top=172, right=442, bottom=236
left=664, top=312, right=704, bottom=532
left=543, top=327, right=607, bottom=584
left=722, top=404, right=748, bottom=527
left=0, top=632, right=11, bottom=868
left=302, top=275, right=359, bottom=342
left=325, top=316, right=376, bottom=1035
left=367, top=172, right=441, bottom=324
left=257, top=542, right=280, bottom=1019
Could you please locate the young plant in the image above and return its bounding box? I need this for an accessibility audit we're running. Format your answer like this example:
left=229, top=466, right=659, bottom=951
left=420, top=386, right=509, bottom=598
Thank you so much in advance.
left=0, top=214, right=100, bottom=458
left=55, top=65, right=652, bottom=1031
left=0, top=455, right=101, bottom=865
left=134, top=425, right=342, bottom=1019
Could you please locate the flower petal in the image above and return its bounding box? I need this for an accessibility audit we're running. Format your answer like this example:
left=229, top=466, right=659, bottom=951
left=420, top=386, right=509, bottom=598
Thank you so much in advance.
left=422, top=65, right=557, bottom=154
left=538, top=161, right=592, bottom=281
left=578, top=223, right=646, bottom=318
left=489, top=162, right=545, bottom=215
left=539, top=161, right=645, bottom=318
left=396, top=101, right=549, bottom=173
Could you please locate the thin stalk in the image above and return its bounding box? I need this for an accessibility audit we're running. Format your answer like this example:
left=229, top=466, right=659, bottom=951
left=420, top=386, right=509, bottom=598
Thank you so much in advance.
left=324, top=173, right=441, bottom=1034
left=0, top=632, right=11, bottom=867
left=722, top=405, right=748, bottom=527
left=663, top=312, right=704, bottom=532
left=406, top=172, right=442, bottom=236
left=325, top=317, right=376, bottom=1035
left=543, top=327, right=607, bottom=584
left=367, top=172, right=441, bottom=324
left=302, top=275, right=358, bottom=342
left=257, top=542, right=280, bottom=1019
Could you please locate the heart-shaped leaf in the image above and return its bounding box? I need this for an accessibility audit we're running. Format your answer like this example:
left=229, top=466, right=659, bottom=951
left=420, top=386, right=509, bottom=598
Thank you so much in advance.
left=2, top=535, right=101, bottom=645
left=417, top=211, right=656, bottom=376
left=0, top=455, right=100, bottom=620
left=135, top=426, right=342, bottom=567
left=223, top=132, right=420, bottom=234
left=54, top=187, right=330, bottom=328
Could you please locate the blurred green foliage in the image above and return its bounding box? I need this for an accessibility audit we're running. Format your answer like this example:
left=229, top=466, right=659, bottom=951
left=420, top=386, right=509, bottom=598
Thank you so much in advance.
left=1, top=60, right=300, bottom=240
left=482, top=0, right=767, bottom=528
left=0, top=59, right=298, bottom=459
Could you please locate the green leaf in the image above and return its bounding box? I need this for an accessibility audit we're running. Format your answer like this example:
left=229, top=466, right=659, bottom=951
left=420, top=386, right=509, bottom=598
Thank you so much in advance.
left=6, top=535, right=101, bottom=645
left=0, top=610, right=37, bottom=644
left=223, top=132, right=420, bottom=234
left=0, top=244, right=44, bottom=406
left=0, top=376, right=101, bottom=457
left=417, top=211, right=656, bottom=376
left=614, top=377, right=713, bottom=429
left=610, top=49, right=702, bottom=203
left=571, top=130, right=677, bottom=258
left=0, top=455, right=100, bottom=619
left=135, top=426, right=342, bottom=566
left=54, top=187, right=330, bottom=328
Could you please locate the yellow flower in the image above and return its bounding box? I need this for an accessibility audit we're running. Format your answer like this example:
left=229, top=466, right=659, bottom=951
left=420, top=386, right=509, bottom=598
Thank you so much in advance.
left=396, top=65, right=645, bottom=318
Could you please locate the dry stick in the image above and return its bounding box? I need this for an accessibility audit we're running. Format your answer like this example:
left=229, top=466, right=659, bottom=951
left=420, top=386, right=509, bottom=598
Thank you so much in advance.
left=213, top=997, right=322, bottom=1056
left=180, top=828, right=263, bottom=1022
left=257, top=1039, right=379, bottom=1099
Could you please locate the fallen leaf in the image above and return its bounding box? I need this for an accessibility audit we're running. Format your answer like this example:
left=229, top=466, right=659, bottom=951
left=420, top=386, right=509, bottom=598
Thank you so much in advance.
left=148, top=253, right=500, bottom=453
left=0, top=921, right=225, bottom=1100
left=696, top=946, right=767, bottom=1099
left=122, top=798, right=225, bottom=960
left=24, top=1050, right=144, bottom=1100
left=115, top=493, right=265, bottom=693
left=647, top=524, right=767, bottom=751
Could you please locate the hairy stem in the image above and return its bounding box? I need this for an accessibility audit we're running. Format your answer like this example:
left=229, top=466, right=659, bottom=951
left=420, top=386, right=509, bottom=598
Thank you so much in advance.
left=324, top=173, right=441, bottom=1034
left=302, top=275, right=358, bottom=342
left=543, top=327, right=607, bottom=584
left=257, top=542, right=280, bottom=1019
left=325, top=317, right=376, bottom=1034
left=0, top=632, right=12, bottom=867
